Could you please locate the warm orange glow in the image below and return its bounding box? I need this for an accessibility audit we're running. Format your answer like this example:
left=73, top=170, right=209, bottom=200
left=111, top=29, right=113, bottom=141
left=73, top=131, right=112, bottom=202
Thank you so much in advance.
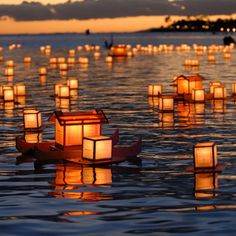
left=213, top=86, right=227, bottom=99
left=148, top=84, right=162, bottom=97
left=23, top=108, right=42, bottom=130
left=14, top=84, right=26, bottom=96
left=67, top=78, right=78, bottom=89
left=3, top=88, right=14, bottom=102
left=191, top=89, right=205, bottom=102
left=194, top=142, right=217, bottom=169
left=24, top=131, right=43, bottom=143
left=39, top=67, right=47, bottom=75
left=5, top=68, right=14, bottom=77
left=159, top=95, right=174, bottom=112
left=58, top=85, right=70, bottom=98
left=83, top=136, right=112, bottom=161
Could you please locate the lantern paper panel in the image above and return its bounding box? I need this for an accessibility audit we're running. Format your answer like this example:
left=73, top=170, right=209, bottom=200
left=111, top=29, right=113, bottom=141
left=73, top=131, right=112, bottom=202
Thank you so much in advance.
left=209, top=81, right=222, bottom=93
left=3, top=88, right=14, bottom=102
left=232, top=83, right=236, bottom=95
left=23, top=108, right=42, bottom=130
left=67, top=78, right=78, bottom=89
left=213, top=86, right=227, bottom=99
left=14, top=84, right=26, bottom=96
left=83, top=136, right=112, bottom=161
left=148, top=84, right=162, bottom=97
left=177, top=78, right=189, bottom=94
left=194, top=142, right=217, bottom=169
left=58, top=85, right=70, bottom=98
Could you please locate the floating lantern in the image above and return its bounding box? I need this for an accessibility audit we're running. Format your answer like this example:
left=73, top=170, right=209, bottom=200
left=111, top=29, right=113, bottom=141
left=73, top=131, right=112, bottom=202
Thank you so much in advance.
left=59, top=63, right=68, bottom=71
left=3, top=87, right=14, bottom=102
left=207, top=54, right=216, bottom=63
left=193, top=142, right=217, bottom=169
left=93, top=52, right=100, bottom=59
left=5, top=67, right=14, bottom=77
left=67, top=58, right=76, bottom=65
left=24, top=131, right=43, bottom=143
left=5, top=60, right=14, bottom=67
left=148, top=84, right=162, bottom=97
left=105, top=56, right=113, bottom=63
left=174, top=74, right=204, bottom=95
left=194, top=172, right=218, bottom=198
left=213, top=85, right=227, bottom=99
left=23, top=108, right=42, bottom=130
left=67, top=78, right=78, bottom=89
left=58, top=57, right=66, bottom=64
left=209, top=81, right=222, bottom=94
left=77, top=46, right=83, bottom=51
left=24, top=56, right=32, bottom=63
left=39, top=67, right=47, bottom=76
left=68, top=49, right=75, bottom=56
left=50, top=57, right=57, bottom=64
left=83, top=136, right=112, bottom=161
left=110, top=45, right=128, bottom=57
left=158, top=95, right=174, bottom=112
left=191, top=89, right=205, bottom=102
left=14, top=84, right=26, bottom=96
left=79, top=57, right=89, bottom=64
left=223, top=52, right=231, bottom=60
left=49, top=110, right=108, bottom=148
left=58, top=85, right=70, bottom=98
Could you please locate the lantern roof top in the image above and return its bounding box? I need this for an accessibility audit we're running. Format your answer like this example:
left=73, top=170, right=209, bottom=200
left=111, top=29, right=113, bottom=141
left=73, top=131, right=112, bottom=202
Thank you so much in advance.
left=173, top=73, right=206, bottom=82
left=49, top=109, right=109, bottom=125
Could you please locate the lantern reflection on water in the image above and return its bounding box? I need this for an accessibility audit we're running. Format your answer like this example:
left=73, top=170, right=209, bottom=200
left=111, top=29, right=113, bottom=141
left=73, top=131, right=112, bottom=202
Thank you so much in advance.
left=23, top=108, right=42, bottom=131
left=49, top=110, right=108, bottom=149
left=83, top=136, right=112, bottom=161
left=24, top=131, right=43, bottom=143
left=194, top=172, right=218, bottom=198
left=159, top=112, right=174, bottom=128
left=39, top=67, right=47, bottom=76
left=3, top=87, right=14, bottom=102
left=158, top=95, right=174, bottom=112
left=50, top=164, right=112, bottom=201
left=193, top=142, right=217, bottom=170
left=148, top=84, right=162, bottom=97
left=5, top=67, right=14, bottom=77
left=14, top=84, right=26, bottom=96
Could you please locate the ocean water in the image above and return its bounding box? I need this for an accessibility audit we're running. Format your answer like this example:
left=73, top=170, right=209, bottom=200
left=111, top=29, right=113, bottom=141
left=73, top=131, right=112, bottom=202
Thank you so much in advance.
left=0, top=32, right=236, bottom=235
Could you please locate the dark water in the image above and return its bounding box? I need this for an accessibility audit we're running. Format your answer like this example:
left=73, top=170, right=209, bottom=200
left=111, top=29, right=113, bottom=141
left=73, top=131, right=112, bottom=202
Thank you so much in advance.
left=0, top=32, right=236, bottom=235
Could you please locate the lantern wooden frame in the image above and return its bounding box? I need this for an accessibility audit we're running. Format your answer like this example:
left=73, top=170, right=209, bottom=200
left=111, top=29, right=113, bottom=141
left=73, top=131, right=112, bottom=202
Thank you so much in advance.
left=193, top=142, right=217, bottom=170
left=82, top=136, right=112, bottom=161
left=49, top=110, right=108, bottom=149
left=23, top=108, right=42, bottom=131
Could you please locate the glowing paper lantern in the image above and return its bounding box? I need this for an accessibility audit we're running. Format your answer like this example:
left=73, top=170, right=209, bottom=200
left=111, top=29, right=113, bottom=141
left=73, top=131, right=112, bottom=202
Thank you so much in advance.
left=94, top=52, right=101, bottom=59
left=23, top=108, right=42, bottom=130
left=209, top=81, right=222, bottom=94
left=148, top=84, right=162, bottom=97
left=5, top=60, right=14, bottom=67
left=59, top=63, right=68, bottom=71
left=5, top=68, right=14, bottom=76
left=58, top=85, right=70, bottom=98
left=39, top=67, right=47, bottom=75
left=58, top=57, right=66, bottom=64
left=159, top=95, right=174, bottom=112
left=110, top=45, right=128, bottom=57
left=24, top=56, right=32, bottom=63
left=14, top=84, right=26, bottom=96
left=105, top=56, right=113, bottom=63
left=67, top=78, right=78, bottom=89
left=68, top=49, right=76, bottom=56
left=67, top=58, right=76, bottom=65
left=49, top=110, right=108, bottom=148
left=3, top=87, right=14, bottom=102
left=50, top=57, right=57, bottom=64
left=191, top=89, right=205, bottom=102
left=213, top=86, right=227, bottom=99
left=83, top=136, right=112, bottom=161
left=193, top=142, right=217, bottom=169
left=79, top=57, right=89, bottom=64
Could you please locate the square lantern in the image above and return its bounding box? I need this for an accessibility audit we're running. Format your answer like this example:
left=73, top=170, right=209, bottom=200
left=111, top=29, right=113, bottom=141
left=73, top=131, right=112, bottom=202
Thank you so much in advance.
left=50, top=110, right=108, bottom=149
left=23, top=108, right=42, bottom=130
left=3, top=88, right=14, bottom=102
left=158, top=95, right=174, bottom=112
left=14, top=84, right=26, bottom=96
left=194, top=172, right=218, bottom=198
left=59, top=63, right=68, bottom=71
left=193, top=142, right=217, bottom=169
left=209, top=81, right=222, bottom=94
left=67, top=78, right=78, bottom=89
left=192, top=89, right=205, bottom=102
left=213, top=86, right=227, bottom=99
left=83, top=136, right=112, bottom=161
left=58, top=85, right=70, bottom=98
left=39, top=67, right=47, bottom=75
left=5, top=68, right=14, bottom=77
left=148, top=84, right=162, bottom=97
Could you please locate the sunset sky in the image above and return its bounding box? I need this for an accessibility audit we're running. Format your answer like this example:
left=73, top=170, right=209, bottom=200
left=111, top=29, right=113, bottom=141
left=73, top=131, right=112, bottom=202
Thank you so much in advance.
left=0, top=0, right=235, bottom=34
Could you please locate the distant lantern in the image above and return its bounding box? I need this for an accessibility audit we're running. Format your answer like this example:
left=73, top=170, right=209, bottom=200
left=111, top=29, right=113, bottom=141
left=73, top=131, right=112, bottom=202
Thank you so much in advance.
left=5, top=60, right=14, bottom=67
left=3, top=87, right=14, bottom=102
left=83, top=136, right=112, bottom=161
left=67, top=78, right=78, bottom=90
left=67, top=57, right=76, bottom=65
left=158, top=95, right=174, bottom=112
left=39, top=67, right=47, bottom=75
left=24, top=56, right=32, bottom=63
left=95, top=45, right=100, bottom=51
left=14, top=84, right=26, bottom=96
left=49, top=110, right=108, bottom=148
left=58, top=85, right=70, bottom=98
left=209, top=81, right=222, bottom=94
left=194, top=172, right=218, bottom=198
left=148, top=84, right=162, bottom=97
left=5, top=67, right=14, bottom=77
left=110, top=45, right=128, bottom=57
left=191, top=89, right=205, bottom=102
left=213, top=85, right=227, bottom=99
left=59, top=63, right=68, bottom=71
left=68, top=49, right=76, bottom=56
left=232, top=83, right=236, bottom=95
left=79, top=57, right=89, bottom=64
left=50, top=57, right=57, bottom=64
left=105, top=56, right=113, bottom=63
left=23, top=108, right=42, bottom=130
left=58, top=57, right=66, bottom=64
left=94, top=52, right=101, bottom=59
left=193, top=142, right=217, bottom=169
left=207, top=54, right=216, bottom=63
left=159, top=112, right=174, bottom=127
left=223, top=52, right=231, bottom=60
